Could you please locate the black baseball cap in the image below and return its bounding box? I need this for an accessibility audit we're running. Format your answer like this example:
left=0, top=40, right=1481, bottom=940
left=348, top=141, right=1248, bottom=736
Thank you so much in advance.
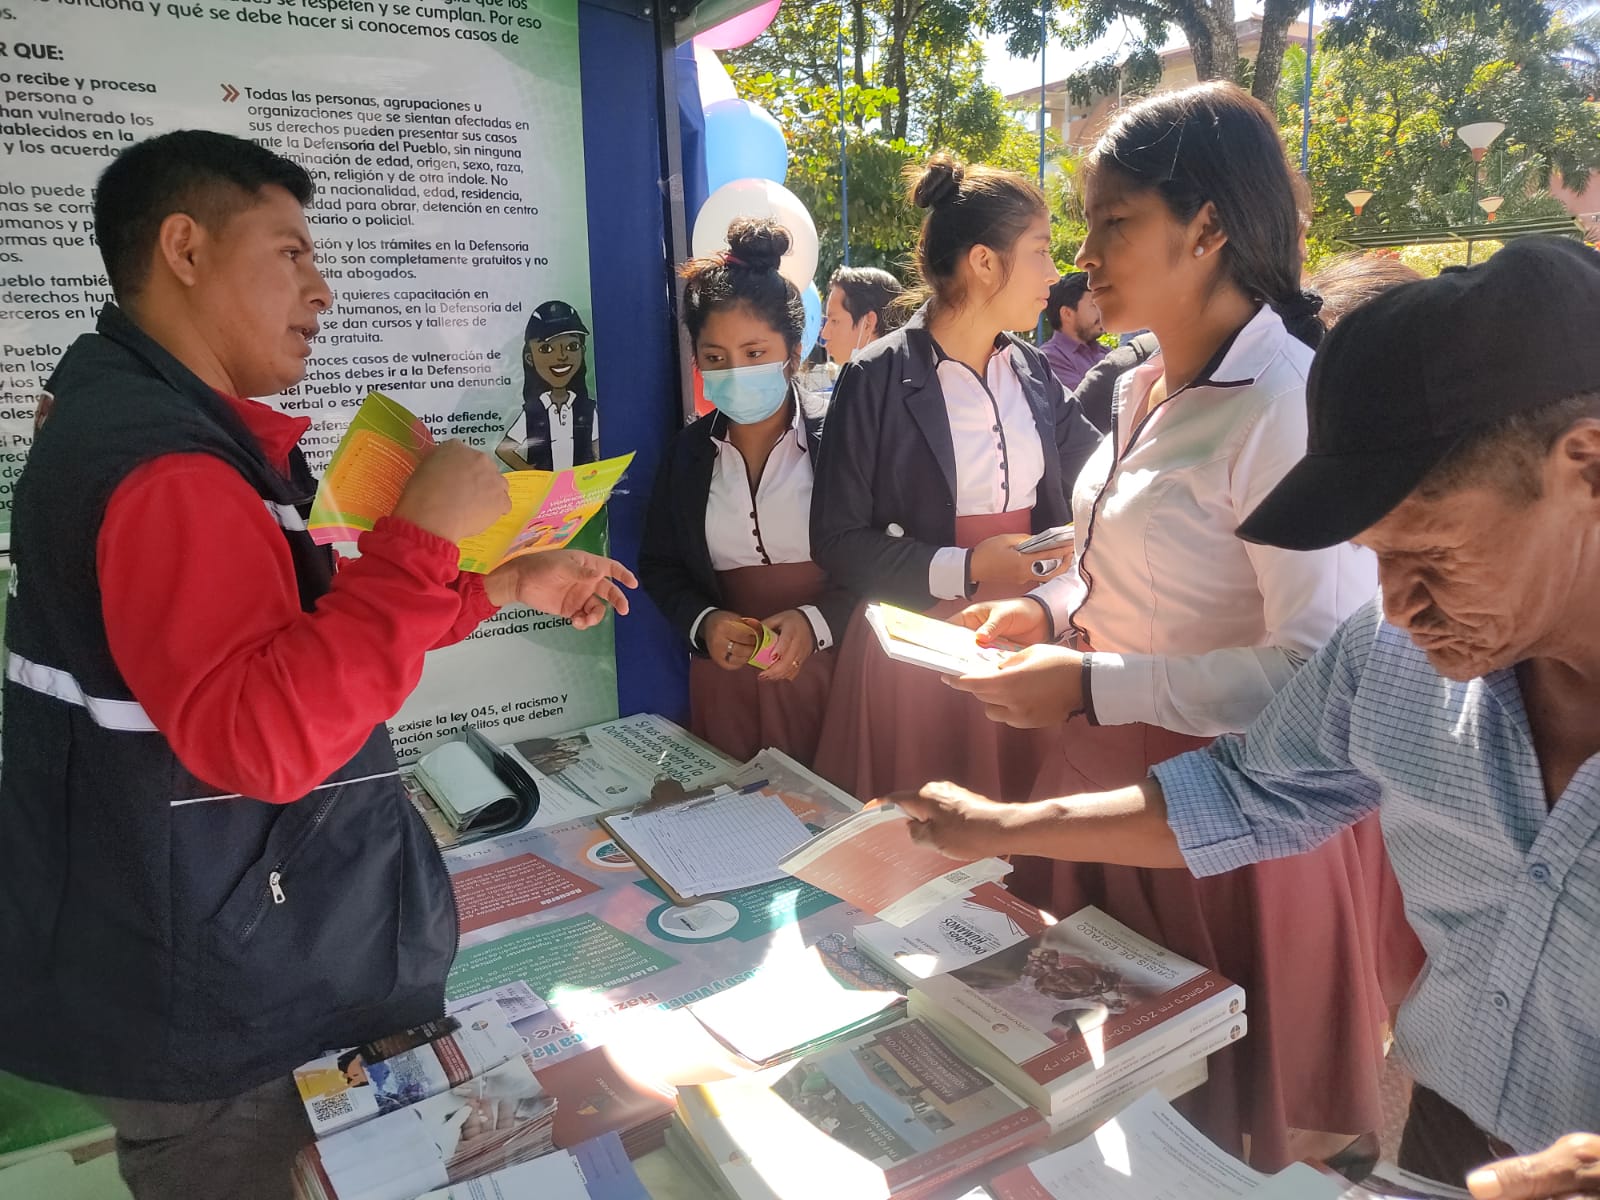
left=525, top=300, right=589, bottom=343
left=1237, top=236, right=1600, bottom=551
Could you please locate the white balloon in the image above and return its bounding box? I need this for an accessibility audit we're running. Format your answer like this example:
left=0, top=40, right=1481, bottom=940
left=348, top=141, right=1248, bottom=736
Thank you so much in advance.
left=691, top=178, right=819, bottom=293
left=692, top=42, right=738, bottom=107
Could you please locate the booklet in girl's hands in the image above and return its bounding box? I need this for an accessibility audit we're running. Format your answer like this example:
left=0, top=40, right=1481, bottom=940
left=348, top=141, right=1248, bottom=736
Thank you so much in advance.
left=864, top=602, right=1019, bottom=676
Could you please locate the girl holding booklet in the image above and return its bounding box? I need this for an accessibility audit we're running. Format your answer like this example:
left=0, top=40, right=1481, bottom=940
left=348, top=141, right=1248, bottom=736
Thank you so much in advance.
left=808, top=154, right=1101, bottom=800
left=639, top=219, right=853, bottom=762
left=900, top=84, right=1417, bottom=1170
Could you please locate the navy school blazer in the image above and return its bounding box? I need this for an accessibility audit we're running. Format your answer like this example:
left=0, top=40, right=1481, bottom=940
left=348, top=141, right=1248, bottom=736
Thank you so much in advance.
left=639, top=398, right=857, bottom=655
left=809, top=308, right=1103, bottom=612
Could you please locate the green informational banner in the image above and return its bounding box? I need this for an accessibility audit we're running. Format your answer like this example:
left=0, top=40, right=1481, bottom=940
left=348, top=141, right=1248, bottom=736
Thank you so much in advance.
left=4, top=0, right=620, bottom=756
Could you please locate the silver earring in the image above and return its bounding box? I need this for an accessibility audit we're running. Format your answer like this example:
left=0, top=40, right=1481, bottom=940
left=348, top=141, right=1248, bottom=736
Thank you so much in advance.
left=1194, top=245, right=1205, bottom=257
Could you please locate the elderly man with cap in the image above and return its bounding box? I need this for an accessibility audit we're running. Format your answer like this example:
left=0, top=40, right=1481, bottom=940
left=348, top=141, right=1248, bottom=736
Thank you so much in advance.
left=497, top=299, right=598, bottom=472
left=893, top=236, right=1600, bottom=1197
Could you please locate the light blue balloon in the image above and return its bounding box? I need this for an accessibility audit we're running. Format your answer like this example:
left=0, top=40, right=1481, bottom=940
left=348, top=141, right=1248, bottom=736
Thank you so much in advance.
left=704, top=98, right=788, bottom=192
left=800, top=282, right=822, bottom=358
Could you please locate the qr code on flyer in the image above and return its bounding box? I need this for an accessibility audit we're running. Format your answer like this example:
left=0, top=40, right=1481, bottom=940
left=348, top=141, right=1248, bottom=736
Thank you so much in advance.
left=311, top=1092, right=354, bottom=1125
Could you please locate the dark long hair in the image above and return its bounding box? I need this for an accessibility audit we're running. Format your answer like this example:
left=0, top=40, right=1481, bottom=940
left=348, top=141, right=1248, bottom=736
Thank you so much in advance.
left=1086, top=82, right=1324, bottom=347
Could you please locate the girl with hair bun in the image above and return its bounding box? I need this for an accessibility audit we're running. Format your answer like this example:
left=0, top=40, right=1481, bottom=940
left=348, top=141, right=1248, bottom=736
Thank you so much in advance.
left=808, top=153, right=1101, bottom=801
left=897, top=83, right=1412, bottom=1169
left=638, top=218, right=851, bottom=762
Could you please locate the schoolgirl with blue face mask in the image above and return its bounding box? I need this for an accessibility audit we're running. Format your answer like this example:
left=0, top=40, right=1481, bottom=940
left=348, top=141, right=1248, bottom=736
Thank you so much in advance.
left=638, top=219, right=852, bottom=763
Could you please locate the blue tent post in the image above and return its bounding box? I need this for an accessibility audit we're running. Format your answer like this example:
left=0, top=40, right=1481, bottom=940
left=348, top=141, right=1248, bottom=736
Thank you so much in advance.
left=1299, top=0, right=1314, bottom=176
left=837, top=30, right=850, bottom=266
left=1036, top=0, right=1048, bottom=344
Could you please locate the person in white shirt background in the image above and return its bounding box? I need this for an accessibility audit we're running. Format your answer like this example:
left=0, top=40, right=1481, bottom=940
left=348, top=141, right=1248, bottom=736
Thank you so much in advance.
left=923, top=82, right=1417, bottom=1171
left=497, top=299, right=599, bottom=473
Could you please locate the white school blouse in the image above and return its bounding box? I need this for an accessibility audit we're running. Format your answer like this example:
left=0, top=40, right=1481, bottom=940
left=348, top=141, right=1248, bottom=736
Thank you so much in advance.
left=926, top=344, right=1046, bottom=600
left=688, top=403, right=832, bottom=650
left=1033, top=305, right=1377, bottom=736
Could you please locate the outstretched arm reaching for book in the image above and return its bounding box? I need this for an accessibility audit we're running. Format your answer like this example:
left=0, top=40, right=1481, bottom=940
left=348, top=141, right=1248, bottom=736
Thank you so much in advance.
left=890, top=778, right=1188, bottom=870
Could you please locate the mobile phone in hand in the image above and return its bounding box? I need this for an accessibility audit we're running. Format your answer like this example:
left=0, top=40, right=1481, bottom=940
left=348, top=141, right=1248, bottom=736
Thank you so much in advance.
left=1015, top=524, right=1075, bottom=555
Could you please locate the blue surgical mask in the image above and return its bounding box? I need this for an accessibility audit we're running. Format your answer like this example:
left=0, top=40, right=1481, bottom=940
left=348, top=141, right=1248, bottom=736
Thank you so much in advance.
left=702, top=361, right=790, bottom=424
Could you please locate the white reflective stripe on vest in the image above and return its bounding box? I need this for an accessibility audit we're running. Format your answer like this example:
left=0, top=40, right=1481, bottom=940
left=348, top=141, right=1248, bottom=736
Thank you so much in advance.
left=6, top=652, right=158, bottom=732
left=168, top=769, right=403, bottom=807
left=264, top=500, right=307, bottom=532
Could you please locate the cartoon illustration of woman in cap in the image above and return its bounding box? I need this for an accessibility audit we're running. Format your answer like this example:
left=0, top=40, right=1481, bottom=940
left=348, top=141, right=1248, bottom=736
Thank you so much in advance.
left=496, top=300, right=598, bottom=472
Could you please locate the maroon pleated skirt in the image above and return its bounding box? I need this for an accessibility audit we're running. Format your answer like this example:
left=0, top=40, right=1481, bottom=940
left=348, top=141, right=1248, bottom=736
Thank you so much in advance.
left=811, top=510, right=1063, bottom=803
left=1012, top=718, right=1422, bottom=1170
left=688, top=561, right=837, bottom=765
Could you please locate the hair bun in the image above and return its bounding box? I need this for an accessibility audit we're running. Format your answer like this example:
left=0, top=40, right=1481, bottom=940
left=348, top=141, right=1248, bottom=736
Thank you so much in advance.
left=910, top=153, right=965, bottom=210
left=724, top=217, right=791, bottom=274
left=1278, top=288, right=1325, bottom=321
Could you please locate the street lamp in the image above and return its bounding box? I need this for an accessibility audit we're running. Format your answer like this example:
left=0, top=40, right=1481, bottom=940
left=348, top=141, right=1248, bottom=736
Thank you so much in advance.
left=1478, top=195, right=1505, bottom=222
left=1345, top=189, right=1375, bottom=216
left=1456, top=121, right=1506, bottom=162
left=1457, top=120, right=1504, bottom=265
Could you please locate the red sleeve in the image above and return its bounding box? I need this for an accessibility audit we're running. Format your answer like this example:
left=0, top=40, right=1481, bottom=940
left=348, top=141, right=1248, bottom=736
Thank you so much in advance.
left=98, top=452, right=479, bottom=804
left=330, top=552, right=501, bottom=648
left=438, top=570, right=499, bottom=647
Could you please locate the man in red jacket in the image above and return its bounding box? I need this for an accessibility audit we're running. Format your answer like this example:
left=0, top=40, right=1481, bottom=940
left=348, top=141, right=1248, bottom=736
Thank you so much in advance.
left=0, top=129, right=634, bottom=1199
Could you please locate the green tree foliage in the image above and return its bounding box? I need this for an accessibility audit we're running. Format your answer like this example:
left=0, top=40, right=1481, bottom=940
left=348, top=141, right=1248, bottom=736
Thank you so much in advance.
left=1279, top=0, right=1600, bottom=257
left=722, top=0, right=1047, bottom=285
left=983, top=0, right=1303, bottom=108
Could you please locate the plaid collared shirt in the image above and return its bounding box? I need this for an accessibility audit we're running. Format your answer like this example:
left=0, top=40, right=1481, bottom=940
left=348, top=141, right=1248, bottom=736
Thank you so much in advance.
left=1153, top=598, right=1600, bottom=1154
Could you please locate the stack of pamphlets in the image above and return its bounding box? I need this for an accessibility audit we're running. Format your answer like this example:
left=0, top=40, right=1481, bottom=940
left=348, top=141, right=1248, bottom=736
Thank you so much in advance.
left=853, top=883, right=1047, bottom=988
left=973, top=1091, right=1471, bottom=1200
left=672, top=1017, right=1049, bottom=1200
left=781, top=803, right=1012, bottom=926
left=506, top=714, right=736, bottom=826
left=307, top=389, right=634, bottom=572
left=407, top=715, right=737, bottom=845
left=293, top=1004, right=528, bottom=1138
left=412, top=1131, right=648, bottom=1200
left=290, top=1007, right=558, bottom=1200
left=907, top=905, right=1246, bottom=1119
left=685, top=943, right=904, bottom=1066
left=409, top=728, right=542, bottom=847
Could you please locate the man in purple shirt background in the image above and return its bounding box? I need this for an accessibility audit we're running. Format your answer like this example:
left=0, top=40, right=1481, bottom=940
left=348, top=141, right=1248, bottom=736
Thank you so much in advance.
left=1039, top=271, right=1108, bottom=393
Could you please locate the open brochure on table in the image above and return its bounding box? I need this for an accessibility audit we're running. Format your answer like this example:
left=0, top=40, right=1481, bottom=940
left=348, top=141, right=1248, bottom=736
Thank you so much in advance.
left=307, top=390, right=632, bottom=572
left=982, top=1091, right=1470, bottom=1200
left=780, top=802, right=1012, bottom=927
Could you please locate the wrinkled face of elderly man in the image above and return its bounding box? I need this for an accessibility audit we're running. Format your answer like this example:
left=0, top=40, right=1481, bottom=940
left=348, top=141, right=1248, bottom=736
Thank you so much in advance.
left=1356, top=394, right=1600, bottom=682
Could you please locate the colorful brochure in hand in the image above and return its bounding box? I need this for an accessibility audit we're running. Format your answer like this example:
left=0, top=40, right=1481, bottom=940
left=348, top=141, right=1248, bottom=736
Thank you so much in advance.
left=308, top=390, right=633, bottom=573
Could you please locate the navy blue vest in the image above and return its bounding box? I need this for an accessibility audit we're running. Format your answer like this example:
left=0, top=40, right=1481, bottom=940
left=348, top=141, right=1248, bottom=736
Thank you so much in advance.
left=0, top=305, right=458, bottom=1101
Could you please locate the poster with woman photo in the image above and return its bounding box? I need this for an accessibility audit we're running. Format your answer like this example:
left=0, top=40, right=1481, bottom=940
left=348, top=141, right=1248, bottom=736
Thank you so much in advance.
left=498, top=300, right=599, bottom=472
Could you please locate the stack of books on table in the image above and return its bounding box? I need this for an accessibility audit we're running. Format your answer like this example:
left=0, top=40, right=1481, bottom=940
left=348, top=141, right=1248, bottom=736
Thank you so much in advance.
left=670, top=1016, right=1050, bottom=1200
left=894, top=895, right=1246, bottom=1122
left=289, top=1003, right=560, bottom=1200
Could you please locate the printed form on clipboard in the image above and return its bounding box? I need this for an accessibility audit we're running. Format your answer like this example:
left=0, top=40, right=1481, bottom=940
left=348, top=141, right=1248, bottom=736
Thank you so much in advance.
left=598, top=784, right=817, bottom=904
left=865, top=602, right=1020, bottom=675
